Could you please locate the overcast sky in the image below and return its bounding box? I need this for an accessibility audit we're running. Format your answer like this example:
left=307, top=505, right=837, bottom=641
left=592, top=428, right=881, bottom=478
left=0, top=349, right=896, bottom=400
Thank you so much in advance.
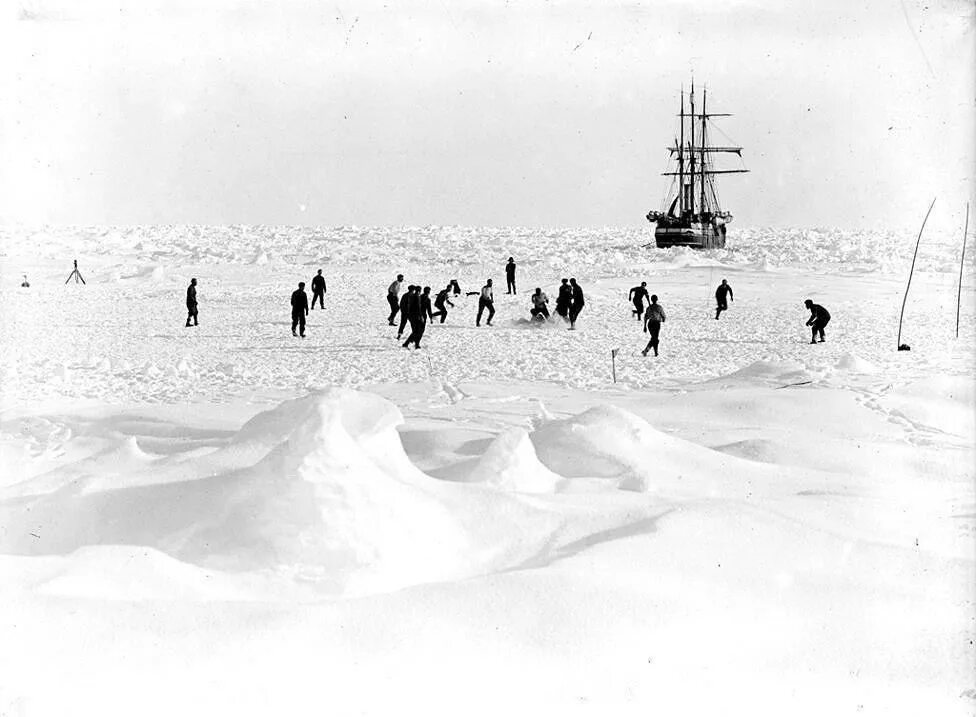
left=0, top=0, right=973, bottom=229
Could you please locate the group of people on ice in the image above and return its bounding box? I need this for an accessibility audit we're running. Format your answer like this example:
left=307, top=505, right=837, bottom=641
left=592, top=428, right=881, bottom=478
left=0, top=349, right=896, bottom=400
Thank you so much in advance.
left=180, top=261, right=832, bottom=352
left=382, top=263, right=589, bottom=349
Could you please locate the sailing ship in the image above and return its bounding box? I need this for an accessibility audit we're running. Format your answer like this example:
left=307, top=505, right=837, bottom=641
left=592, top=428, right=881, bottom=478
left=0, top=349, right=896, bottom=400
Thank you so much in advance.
left=646, top=82, right=748, bottom=249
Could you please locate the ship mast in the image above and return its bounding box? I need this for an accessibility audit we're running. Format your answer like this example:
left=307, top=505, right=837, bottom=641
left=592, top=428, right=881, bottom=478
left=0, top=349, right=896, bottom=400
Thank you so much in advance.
left=688, top=81, right=695, bottom=217
left=700, top=87, right=707, bottom=217
left=678, top=88, right=685, bottom=216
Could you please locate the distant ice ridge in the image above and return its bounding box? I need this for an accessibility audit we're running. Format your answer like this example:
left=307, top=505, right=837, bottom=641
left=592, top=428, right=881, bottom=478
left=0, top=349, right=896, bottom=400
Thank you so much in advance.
left=2, top=225, right=968, bottom=274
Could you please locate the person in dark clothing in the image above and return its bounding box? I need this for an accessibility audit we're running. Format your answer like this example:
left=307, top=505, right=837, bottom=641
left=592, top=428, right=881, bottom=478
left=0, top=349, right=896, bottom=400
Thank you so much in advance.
left=804, top=299, right=831, bottom=343
left=397, top=285, right=417, bottom=339
left=450, top=279, right=462, bottom=296
left=311, top=269, right=327, bottom=309
left=185, top=278, right=199, bottom=327
left=387, top=274, right=404, bottom=325
left=505, top=257, right=517, bottom=294
left=568, top=278, right=585, bottom=329
left=403, top=287, right=430, bottom=349
left=715, top=279, right=733, bottom=319
left=291, top=282, right=309, bottom=337
left=555, top=278, right=572, bottom=320
left=629, top=282, right=649, bottom=319
left=431, top=283, right=455, bottom=323
left=642, top=295, right=667, bottom=357
left=530, top=288, right=550, bottom=320
left=476, top=279, right=495, bottom=326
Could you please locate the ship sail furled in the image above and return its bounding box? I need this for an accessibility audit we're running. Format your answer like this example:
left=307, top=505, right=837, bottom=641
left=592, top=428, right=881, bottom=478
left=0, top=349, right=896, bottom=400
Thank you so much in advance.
left=646, top=82, right=748, bottom=249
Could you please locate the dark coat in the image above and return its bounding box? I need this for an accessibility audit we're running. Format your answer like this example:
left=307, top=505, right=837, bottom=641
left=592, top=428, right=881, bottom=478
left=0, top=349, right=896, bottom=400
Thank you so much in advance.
left=311, top=275, right=326, bottom=293
left=186, top=284, right=197, bottom=308
left=572, top=284, right=585, bottom=306
left=291, top=289, right=309, bottom=314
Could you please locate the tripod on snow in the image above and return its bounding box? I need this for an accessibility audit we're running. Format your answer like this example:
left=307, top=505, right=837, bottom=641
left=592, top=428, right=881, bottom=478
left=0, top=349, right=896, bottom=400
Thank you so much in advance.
left=65, top=259, right=86, bottom=285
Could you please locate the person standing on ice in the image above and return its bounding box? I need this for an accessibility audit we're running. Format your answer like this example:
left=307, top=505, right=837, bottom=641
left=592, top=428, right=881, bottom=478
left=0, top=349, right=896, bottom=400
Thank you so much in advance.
left=185, top=278, right=199, bottom=327
left=397, top=285, right=417, bottom=339
left=387, top=274, right=404, bottom=325
left=642, top=294, right=666, bottom=357
left=310, top=269, right=327, bottom=310
left=555, top=278, right=572, bottom=320
left=431, top=283, right=454, bottom=323
left=530, top=288, right=550, bottom=320
left=402, top=287, right=429, bottom=349
left=291, top=282, right=309, bottom=337
left=568, top=278, right=585, bottom=329
left=505, top=257, right=517, bottom=294
left=804, top=299, right=831, bottom=344
left=629, top=281, right=649, bottom=319
left=476, top=279, right=495, bottom=326
left=714, top=279, right=733, bottom=319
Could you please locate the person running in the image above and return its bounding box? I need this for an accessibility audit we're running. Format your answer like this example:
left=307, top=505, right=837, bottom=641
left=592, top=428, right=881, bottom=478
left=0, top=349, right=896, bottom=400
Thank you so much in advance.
left=715, top=279, right=733, bottom=319
left=505, top=257, right=517, bottom=294
left=629, top=281, right=649, bottom=320
left=403, top=287, right=431, bottom=349
left=397, top=285, right=417, bottom=339
left=476, top=279, right=495, bottom=326
left=642, top=294, right=667, bottom=357
left=555, top=278, right=572, bottom=320
left=530, top=288, right=550, bottom=320
left=387, top=274, right=404, bottom=325
left=311, top=269, right=327, bottom=310
left=568, top=278, right=585, bottom=329
left=291, top=282, right=309, bottom=337
left=431, top=283, right=455, bottom=323
left=804, top=299, right=831, bottom=344
left=185, top=278, right=199, bottom=327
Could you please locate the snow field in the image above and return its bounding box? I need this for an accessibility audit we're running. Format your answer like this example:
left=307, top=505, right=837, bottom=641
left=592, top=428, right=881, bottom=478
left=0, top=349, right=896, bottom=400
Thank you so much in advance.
left=0, top=224, right=974, bottom=715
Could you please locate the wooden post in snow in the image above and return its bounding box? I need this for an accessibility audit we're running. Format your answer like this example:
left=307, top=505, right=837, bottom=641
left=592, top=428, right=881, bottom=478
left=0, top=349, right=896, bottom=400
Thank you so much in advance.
left=897, top=198, right=936, bottom=351
left=956, top=202, right=969, bottom=339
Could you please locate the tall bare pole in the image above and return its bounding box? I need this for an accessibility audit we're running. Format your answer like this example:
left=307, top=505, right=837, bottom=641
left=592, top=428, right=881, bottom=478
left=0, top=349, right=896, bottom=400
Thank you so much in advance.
left=897, top=198, right=936, bottom=350
left=957, top=202, right=969, bottom=338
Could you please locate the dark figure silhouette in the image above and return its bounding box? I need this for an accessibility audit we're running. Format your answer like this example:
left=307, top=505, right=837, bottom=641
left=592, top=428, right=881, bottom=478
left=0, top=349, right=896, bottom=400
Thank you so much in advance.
left=387, top=274, right=404, bottom=325
left=629, top=282, right=649, bottom=319
left=403, top=287, right=429, bottom=349
left=642, top=295, right=667, bottom=357
left=568, top=278, right=585, bottom=329
left=185, top=278, right=199, bottom=327
left=450, top=279, right=462, bottom=296
left=398, top=285, right=417, bottom=339
left=20, top=274, right=29, bottom=288
left=530, top=288, right=550, bottom=320
left=555, top=278, right=572, bottom=319
left=404, top=287, right=432, bottom=349
left=291, top=282, right=309, bottom=337
left=476, top=279, right=495, bottom=326
left=311, top=269, right=327, bottom=309
left=505, top=257, right=517, bottom=294
left=715, top=279, right=733, bottom=319
left=804, top=299, right=831, bottom=343
left=431, top=284, right=455, bottom=323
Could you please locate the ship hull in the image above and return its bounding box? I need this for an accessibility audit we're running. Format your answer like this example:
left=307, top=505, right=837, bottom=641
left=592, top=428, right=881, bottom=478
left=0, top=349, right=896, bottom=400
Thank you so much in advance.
left=654, top=222, right=726, bottom=249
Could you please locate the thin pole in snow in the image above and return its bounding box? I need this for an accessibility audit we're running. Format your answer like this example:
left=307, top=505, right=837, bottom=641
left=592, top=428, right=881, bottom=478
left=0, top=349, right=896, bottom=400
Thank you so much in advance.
left=897, top=198, right=936, bottom=351
left=956, top=202, right=969, bottom=339
left=611, top=348, right=618, bottom=383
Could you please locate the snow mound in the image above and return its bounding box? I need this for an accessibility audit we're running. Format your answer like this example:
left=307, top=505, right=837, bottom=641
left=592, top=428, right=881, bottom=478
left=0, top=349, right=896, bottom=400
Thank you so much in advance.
left=717, top=360, right=816, bottom=386
left=465, top=428, right=562, bottom=493
left=530, top=404, right=737, bottom=492
left=0, top=390, right=581, bottom=596
left=833, top=353, right=880, bottom=374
